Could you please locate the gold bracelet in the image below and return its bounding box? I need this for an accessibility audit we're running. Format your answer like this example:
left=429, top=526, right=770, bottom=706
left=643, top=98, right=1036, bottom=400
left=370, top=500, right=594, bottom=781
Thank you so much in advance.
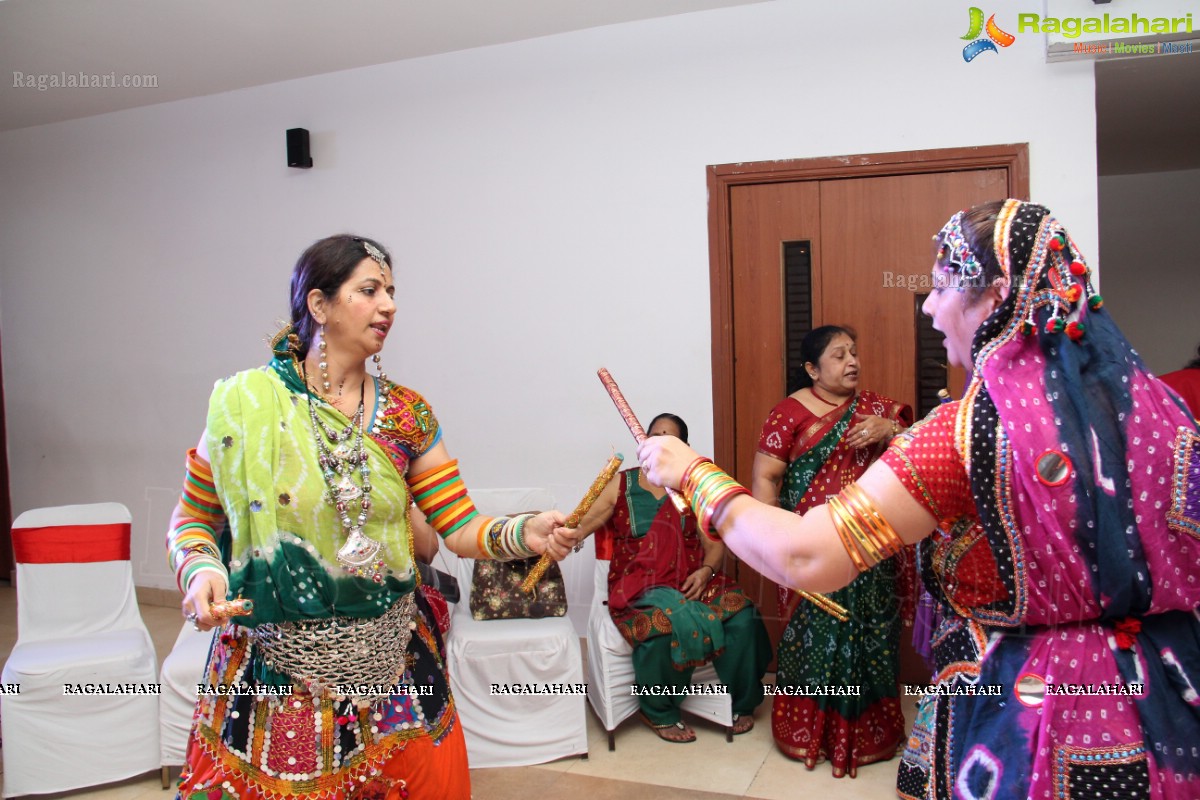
left=843, top=507, right=885, bottom=565
left=827, top=495, right=870, bottom=572
left=829, top=491, right=888, bottom=566
left=842, top=484, right=905, bottom=560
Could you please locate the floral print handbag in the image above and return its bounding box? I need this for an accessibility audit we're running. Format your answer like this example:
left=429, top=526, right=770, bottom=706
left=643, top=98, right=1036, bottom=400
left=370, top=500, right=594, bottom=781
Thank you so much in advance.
left=469, top=558, right=568, bottom=620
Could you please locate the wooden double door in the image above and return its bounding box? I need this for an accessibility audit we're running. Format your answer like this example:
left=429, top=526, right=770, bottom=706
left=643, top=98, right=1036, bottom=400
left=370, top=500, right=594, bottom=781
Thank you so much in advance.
left=706, top=145, right=1028, bottom=680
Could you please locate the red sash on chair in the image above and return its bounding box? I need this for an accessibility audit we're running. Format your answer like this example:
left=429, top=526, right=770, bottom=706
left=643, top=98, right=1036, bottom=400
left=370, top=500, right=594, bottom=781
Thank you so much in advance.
left=11, top=523, right=132, bottom=564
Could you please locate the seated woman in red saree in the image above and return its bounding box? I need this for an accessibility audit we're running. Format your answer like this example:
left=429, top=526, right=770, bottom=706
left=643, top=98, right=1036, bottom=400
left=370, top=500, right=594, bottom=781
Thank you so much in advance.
left=576, top=413, right=771, bottom=743
left=752, top=325, right=914, bottom=777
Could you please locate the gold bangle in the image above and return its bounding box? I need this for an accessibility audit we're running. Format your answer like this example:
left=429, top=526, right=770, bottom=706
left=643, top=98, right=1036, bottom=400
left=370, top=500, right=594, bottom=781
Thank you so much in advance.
left=827, top=496, right=869, bottom=572
left=829, top=493, right=885, bottom=566
left=845, top=512, right=885, bottom=565
left=841, top=489, right=891, bottom=558
left=843, top=484, right=905, bottom=559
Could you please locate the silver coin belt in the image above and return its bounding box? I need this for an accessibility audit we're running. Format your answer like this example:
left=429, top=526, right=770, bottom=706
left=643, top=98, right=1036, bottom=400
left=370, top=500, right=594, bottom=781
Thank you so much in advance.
left=247, top=592, right=418, bottom=702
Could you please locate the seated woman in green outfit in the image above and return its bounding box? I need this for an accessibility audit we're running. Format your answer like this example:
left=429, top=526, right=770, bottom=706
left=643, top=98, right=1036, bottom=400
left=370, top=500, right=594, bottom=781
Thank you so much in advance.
left=573, top=413, right=771, bottom=743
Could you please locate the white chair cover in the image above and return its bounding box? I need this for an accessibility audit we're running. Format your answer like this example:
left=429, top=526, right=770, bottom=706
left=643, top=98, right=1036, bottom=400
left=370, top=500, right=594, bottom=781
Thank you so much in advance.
left=1, top=503, right=160, bottom=797
left=585, top=556, right=732, bottom=749
left=438, top=489, right=587, bottom=768
left=159, top=623, right=216, bottom=769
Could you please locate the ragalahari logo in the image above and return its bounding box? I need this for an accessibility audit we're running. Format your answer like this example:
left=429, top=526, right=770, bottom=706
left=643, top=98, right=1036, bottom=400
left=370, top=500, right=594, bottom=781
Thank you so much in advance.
left=961, top=7, right=1015, bottom=62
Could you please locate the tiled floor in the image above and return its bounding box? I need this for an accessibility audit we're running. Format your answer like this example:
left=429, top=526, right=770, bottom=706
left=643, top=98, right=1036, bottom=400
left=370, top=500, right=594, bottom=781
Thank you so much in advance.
left=0, top=585, right=912, bottom=799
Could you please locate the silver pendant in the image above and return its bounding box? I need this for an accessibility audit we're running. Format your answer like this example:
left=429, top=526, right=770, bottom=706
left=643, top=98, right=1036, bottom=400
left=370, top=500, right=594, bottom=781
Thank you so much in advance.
left=334, top=475, right=362, bottom=503
left=337, top=526, right=382, bottom=568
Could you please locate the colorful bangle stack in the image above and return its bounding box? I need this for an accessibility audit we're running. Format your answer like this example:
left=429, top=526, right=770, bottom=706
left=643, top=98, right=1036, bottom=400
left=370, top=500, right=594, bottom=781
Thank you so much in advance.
left=478, top=513, right=538, bottom=561
left=827, top=483, right=905, bottom=572
left=681, top=458, right=749, bottom=541
left=408, top=459, right=480, bottom=538
left=168, top=448, right=229, bottom=592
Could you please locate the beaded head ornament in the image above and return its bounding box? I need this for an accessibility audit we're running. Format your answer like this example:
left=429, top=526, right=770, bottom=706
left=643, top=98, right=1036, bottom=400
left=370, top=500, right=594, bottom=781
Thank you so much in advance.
left=934, top=211, right=985, bottom=285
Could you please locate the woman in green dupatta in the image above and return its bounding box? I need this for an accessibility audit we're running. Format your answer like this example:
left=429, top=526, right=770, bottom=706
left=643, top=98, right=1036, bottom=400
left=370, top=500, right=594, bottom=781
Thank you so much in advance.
left=575, top=414, right=771, bottom=743
left=751, top=326, right=913, bottom=777
left=166, top=235, right=578, bottom=800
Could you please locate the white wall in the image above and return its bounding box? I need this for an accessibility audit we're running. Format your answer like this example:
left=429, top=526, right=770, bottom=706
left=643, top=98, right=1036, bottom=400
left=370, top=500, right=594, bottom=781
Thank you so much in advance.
left=1098, top=168, right=1200, bottom=376
left=0, top=0, right=1098, bottom=592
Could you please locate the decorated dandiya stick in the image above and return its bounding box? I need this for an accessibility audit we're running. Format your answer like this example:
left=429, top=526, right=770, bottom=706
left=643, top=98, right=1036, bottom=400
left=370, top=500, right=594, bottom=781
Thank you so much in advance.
left=596, top=368, right=690, bottom=516
left=799, top=590, right=849, bottom=622
left=598, top=370, right=848, bottom=621
left=210, top=597, right=254, bottom=622
left=520, top=453, right=625, bottom=594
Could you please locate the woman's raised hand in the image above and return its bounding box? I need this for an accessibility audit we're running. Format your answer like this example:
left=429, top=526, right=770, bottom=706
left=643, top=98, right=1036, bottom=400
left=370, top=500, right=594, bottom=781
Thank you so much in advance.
left=637, top=435, right=702, bottom=490
left=847, top=415, right=894, bottom=449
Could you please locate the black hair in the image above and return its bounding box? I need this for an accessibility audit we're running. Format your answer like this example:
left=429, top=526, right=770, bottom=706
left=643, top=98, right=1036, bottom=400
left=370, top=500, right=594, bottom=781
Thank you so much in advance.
left=647, top=412, right=688, bottom=444
left=1186, top=343, right=1200, bottom=370
left=795, top=325, right=856, bottom=388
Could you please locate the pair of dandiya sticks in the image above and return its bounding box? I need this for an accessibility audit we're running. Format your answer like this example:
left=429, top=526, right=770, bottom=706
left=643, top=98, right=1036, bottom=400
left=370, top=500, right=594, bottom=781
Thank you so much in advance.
left=518, top=369, right=850, bottom=624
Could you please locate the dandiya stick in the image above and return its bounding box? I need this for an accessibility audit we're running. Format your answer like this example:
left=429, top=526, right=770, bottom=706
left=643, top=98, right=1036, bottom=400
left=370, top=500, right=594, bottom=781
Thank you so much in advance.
left=599, top=370, right=848, bottom=622
left=597, top=368, right=689, bottom=516
left=520, top=453, right=625, bottom=594
left=799, top=590, right=849, bottom=622
left=210, top=597, right=254, bottom=622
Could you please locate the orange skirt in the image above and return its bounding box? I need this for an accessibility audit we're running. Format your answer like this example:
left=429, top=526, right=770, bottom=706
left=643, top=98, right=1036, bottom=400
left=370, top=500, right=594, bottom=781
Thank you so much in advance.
left=177, top=592, right=468, bottom=800
left=179, top=712, right=470, bottom=800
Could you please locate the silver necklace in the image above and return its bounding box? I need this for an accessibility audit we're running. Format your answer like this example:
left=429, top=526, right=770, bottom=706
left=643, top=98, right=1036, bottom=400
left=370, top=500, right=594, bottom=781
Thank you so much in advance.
left=302, top=367, right=386, bottom=583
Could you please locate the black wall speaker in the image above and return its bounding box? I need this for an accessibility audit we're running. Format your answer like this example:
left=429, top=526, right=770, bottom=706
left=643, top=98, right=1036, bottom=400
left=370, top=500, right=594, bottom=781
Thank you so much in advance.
left=286, top=128, right=313, bottom=169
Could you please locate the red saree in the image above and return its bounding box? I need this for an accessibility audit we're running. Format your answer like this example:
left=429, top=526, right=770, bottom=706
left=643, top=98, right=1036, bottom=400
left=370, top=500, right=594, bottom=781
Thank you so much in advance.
left=758, top=390, right=914, bottom=777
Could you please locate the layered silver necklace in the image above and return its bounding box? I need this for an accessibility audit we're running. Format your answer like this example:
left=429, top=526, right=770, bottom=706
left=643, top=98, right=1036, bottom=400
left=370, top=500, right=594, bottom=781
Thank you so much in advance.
left=303, top=366, right=386, bottom=582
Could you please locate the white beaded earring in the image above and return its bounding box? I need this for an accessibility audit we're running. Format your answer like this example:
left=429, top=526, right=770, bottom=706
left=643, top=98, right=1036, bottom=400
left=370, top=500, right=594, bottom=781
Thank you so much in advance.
left=318, top=325, right=331, bottom=394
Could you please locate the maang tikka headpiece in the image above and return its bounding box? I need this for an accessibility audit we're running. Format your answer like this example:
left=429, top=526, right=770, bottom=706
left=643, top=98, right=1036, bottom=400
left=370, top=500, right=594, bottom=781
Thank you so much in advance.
left=361, top=240, right=387, bottom=270
left=934, top=211, right=983, bottom=288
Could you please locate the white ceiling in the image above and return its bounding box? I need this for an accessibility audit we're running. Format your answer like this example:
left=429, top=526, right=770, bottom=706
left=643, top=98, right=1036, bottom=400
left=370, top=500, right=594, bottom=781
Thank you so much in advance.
left=1, top=0, right=1196, bottom=175
left=0, top=0, right=766, bottom=131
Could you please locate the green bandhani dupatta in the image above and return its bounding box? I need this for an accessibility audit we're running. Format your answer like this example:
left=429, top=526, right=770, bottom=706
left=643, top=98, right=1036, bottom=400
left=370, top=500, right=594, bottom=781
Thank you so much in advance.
left=779, top=397, right=857, bottom=511
left=206, top=359, right=417, bottom=631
